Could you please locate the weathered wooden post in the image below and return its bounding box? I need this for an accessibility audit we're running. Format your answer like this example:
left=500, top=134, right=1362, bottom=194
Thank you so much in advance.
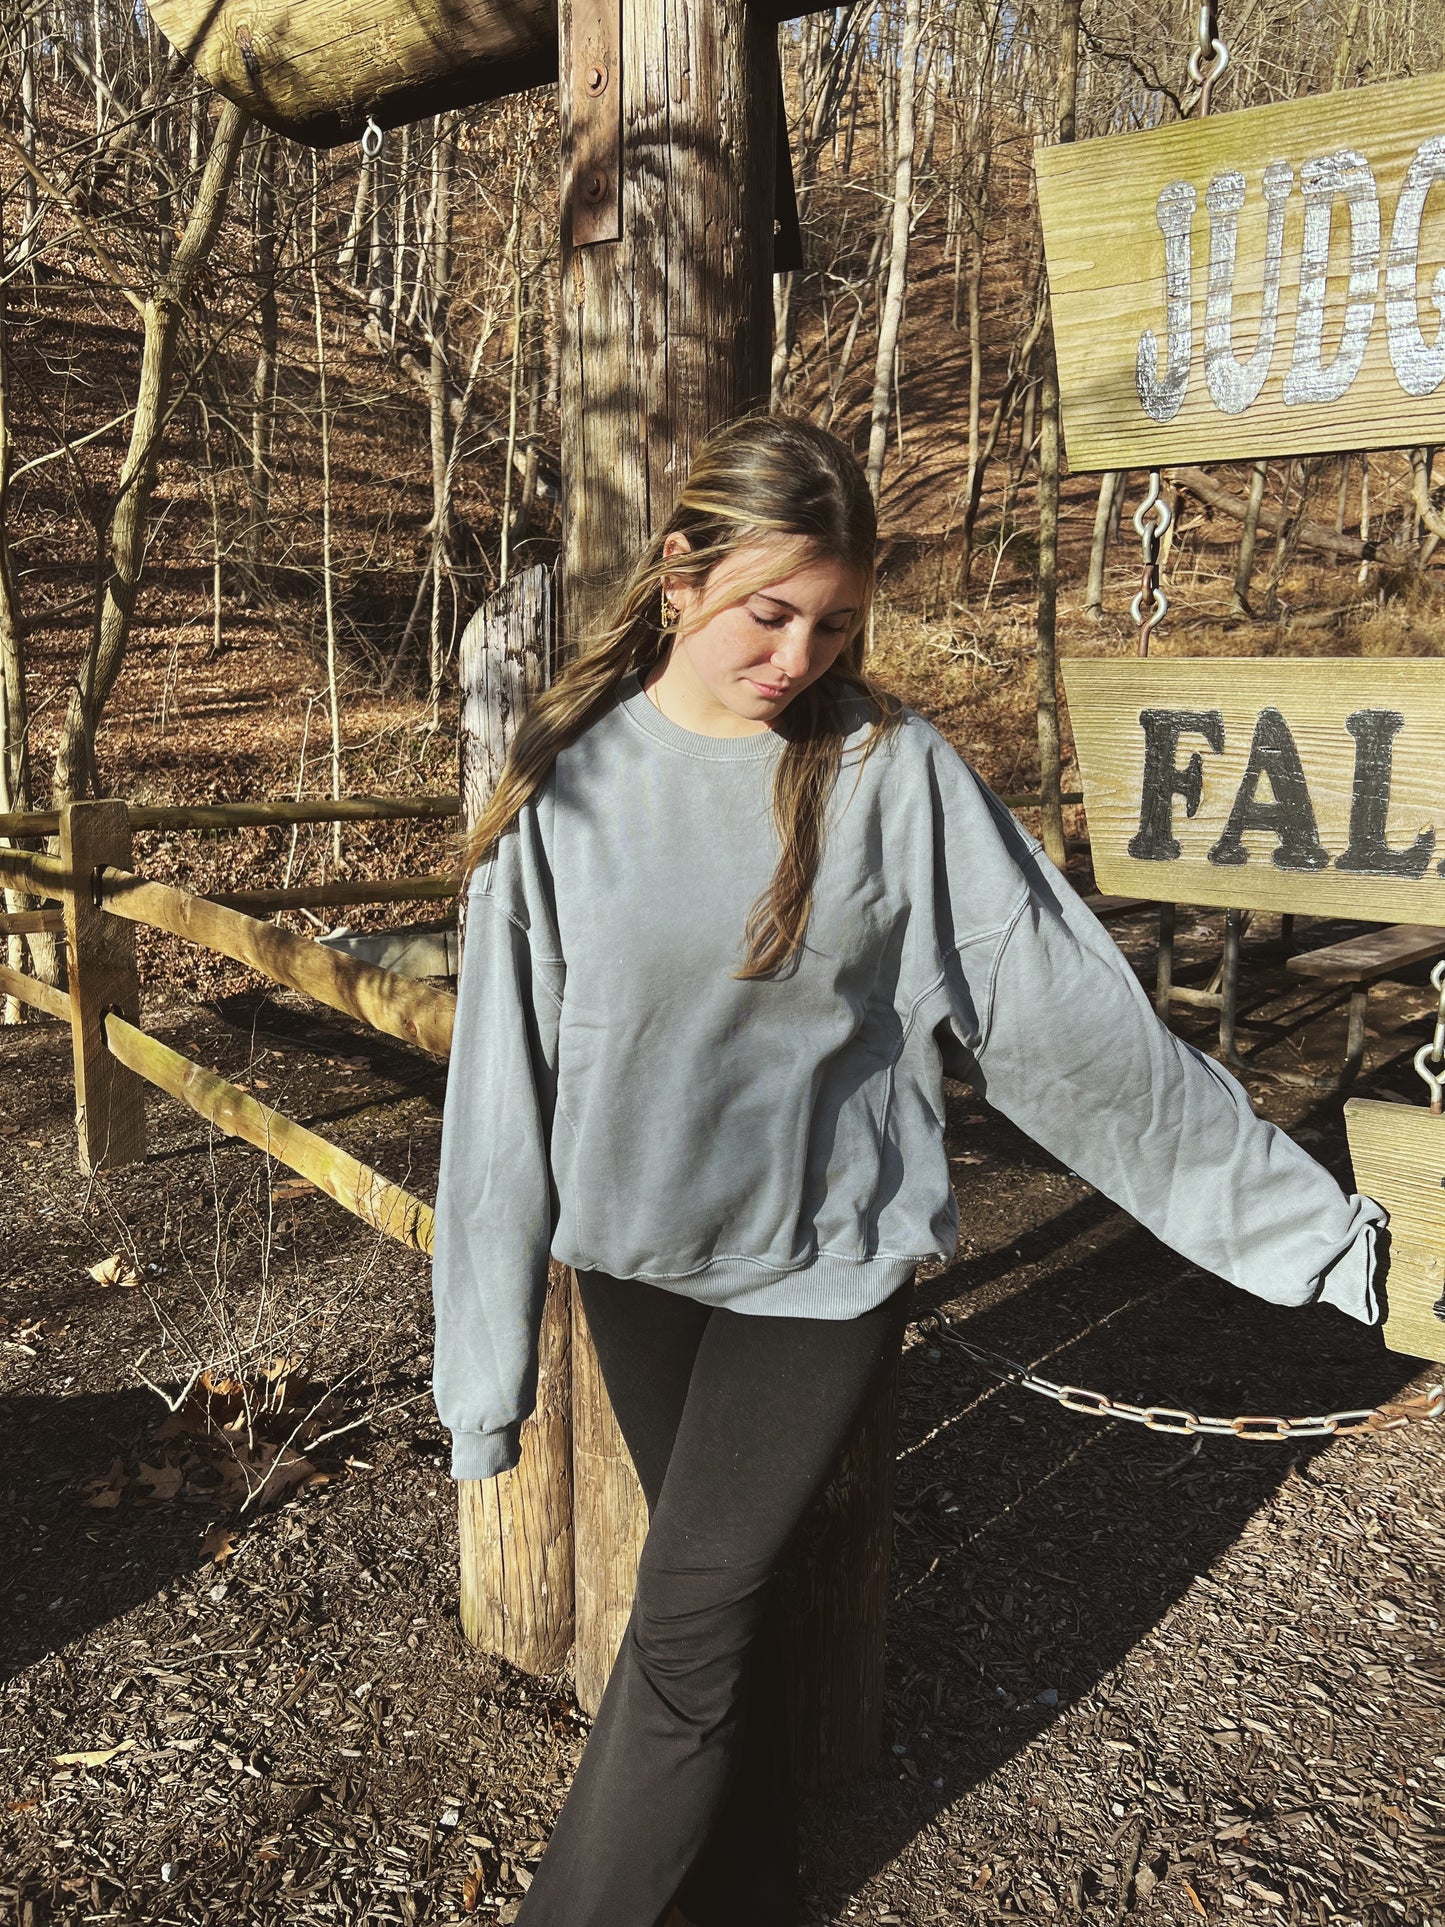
left=59, top=801, right=147, bottom=1171
left=454, top=566, right=576, bottom=1675
left=556, top=0, right=775, bottom=1708
left=555, top=0, right=905, bottom=1785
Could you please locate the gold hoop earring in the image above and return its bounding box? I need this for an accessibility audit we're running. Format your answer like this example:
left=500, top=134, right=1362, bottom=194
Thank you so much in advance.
left=661, top=595, right=679, bottom=626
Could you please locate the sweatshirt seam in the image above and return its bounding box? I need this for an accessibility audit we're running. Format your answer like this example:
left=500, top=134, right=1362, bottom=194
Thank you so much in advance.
left=617, top=686, right=783, bottom=764
left=895, top=887, right=1031, bottom=1052
left=605, top=1248, right=931, bottom=1282
left=972, top=888, right=1032, bottom=1058
left=471, top=887, right=566, bottom=999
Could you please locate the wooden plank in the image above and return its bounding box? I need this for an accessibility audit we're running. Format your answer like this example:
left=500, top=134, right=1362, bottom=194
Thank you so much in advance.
left=1080, top=892, right=1155, bottom=921
left=0, top=962, right=72, bottom=1023
left=1344, top=1098, right=1445, bottom=1363
left=1036, top=71, right=1445, bottom=470
left=1063, top=658, right=1445, bottom=921
left=0, top=795, right=459, bottom=839
left=96, top=867, right=454, bottom=1059
left=1286, top=923, right=1445, bottom=981
left=207, top=874, right=458, bottom=913
left=0, top=908, right=64, bottom=936
left=60, top=803, right=148, bottom=1174
left=104, top=1015, right=434, bottom=1252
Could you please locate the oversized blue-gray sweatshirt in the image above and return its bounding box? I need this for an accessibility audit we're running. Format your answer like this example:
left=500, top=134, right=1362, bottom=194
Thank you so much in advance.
left=431, top=672, right=1385, bottom=1482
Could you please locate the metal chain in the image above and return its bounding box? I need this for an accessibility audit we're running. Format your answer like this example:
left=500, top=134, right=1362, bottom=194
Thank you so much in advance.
left=362, top=117, right=383, bottom=160
left=1415, top=959, right=1445, bottom=1115
left=1187, top=1, right=1230, bottom=115
left=921, top=1312, right=1444, bottom=1441
left=1131, top=8, right=1229, bottom=655
left=1130, top=474, right=1171, bottom=654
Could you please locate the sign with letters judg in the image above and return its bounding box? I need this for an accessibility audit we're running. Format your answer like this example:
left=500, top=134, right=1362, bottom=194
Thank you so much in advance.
left=1035, top=72, right=1445, bottom=470
left=1061, top=659, right=1445, bottom=924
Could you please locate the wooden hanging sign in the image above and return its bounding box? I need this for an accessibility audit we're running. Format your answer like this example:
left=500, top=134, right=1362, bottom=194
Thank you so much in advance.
left=1061, top=657, right=1445, bottom=924
left=1343, top=1100, right=1445, bottom=1362
left=1035, top=71, right=1445, bottom=471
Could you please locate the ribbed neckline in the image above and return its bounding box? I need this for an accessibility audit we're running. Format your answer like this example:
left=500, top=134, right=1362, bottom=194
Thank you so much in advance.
left=617, top=671, right=786, bottom=763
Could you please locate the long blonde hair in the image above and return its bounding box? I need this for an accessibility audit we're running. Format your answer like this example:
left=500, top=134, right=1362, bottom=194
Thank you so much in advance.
left=457, top=411, right=901, bottom=979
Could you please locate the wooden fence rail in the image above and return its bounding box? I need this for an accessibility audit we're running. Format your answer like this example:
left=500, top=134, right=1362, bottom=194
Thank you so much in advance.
left=103, top=1015, right=435, bottom=1252
left=2, top=801, right=454, bottom=1234
left=99, top=868, right=456, bottom=1057
left=0, top=794, right=460, bottom=838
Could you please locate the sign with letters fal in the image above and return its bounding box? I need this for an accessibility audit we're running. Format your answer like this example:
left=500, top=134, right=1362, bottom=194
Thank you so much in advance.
left=1061, top=659, right=1445, bottom=923
left=1035, top=73, right=1445, bottom=471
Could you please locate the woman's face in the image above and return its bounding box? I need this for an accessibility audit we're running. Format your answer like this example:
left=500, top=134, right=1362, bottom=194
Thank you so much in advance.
left=651, top=536, right=868, bottom=737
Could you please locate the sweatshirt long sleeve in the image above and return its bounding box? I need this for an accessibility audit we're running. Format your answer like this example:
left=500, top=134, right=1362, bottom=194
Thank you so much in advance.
left=430, top=675, right=1385, bottom=1480
left=431, top=797, right=564, bottom=1481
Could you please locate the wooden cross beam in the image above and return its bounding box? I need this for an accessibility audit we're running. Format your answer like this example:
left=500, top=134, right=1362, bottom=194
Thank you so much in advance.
left=144, top=0, right=840, bottom=153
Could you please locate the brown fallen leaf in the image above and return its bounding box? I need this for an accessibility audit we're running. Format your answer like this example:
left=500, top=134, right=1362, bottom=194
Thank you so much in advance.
left=201, top=1524, right=238, bottom=1563
left=52, top=1739, right=136, bottom=1767
left=88, top=1254, right=141, bottom=1289
left=134, top=1459, right=184, bottom=1502
left=1181, top=1879, right=1208, bottom=1917
left=270, top=1178, right=315, bottom=1202
left=79, top=1457, right=126, bottom=1509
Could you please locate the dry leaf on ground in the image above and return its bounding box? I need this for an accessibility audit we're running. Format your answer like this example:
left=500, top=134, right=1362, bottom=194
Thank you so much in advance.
left=88, top=1254, right=141, bottom=1288
left=51, top=1740, right=136, bottom=1767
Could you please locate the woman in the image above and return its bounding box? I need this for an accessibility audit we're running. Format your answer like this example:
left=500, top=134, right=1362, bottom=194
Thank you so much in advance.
left=431, top=413, right=1385, bottom=1927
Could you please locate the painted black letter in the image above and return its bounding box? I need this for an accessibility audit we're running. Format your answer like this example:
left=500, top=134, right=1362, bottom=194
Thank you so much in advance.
left=1207, top=707, right=1330, bottom=870
left=1335, top=709, right=1435, bottom=876
left=1127, top=709, right=1225, bottom=860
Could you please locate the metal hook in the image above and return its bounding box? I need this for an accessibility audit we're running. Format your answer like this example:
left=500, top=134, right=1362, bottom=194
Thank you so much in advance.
left=1417, top=958, right=1445, bottom=1113
left=362, top=117, right=383, bottom=160
left=1132, top=472, right=1172, bottom=544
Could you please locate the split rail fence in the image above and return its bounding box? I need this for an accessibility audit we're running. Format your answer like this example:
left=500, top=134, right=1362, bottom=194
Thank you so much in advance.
left=0, top=783, right=899, bottom=1788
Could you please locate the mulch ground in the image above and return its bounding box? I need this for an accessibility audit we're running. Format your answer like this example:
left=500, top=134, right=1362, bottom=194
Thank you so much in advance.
left=2, top=905, right=1442, bottom=1927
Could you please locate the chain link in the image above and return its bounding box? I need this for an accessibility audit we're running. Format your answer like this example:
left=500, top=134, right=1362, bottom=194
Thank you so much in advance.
left=1130, top=6, right=1232, bottom=654
left=362, top=117, right=384, bottom=160
left=920, top=1313, right=1444, bottom=1442
left=1414, top=958, right=1445, bottom=1114
left=1130, top=472, right=1171, bottom=654
left=1187, top=1, right=1230, bottom=114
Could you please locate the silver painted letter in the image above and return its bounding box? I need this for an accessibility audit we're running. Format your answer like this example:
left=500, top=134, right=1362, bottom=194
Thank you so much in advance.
left=1136, top=180, right=1197, bottom=423
left=1385, top=134, right=1445, bottom=398
left=1204, top=162, right=1293, bottom=415
left=1284, top=149, right=1380, bottom=406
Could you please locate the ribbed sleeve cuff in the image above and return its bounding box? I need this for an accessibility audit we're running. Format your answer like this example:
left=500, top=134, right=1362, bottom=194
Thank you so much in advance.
left=449, top=1423, right=522, bottom=1482
left=1312, top=1205, right=1387, bottom=1326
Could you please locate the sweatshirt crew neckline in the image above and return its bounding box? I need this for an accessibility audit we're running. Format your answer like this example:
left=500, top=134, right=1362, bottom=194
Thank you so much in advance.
left=618, top=671, right=786, bottom=762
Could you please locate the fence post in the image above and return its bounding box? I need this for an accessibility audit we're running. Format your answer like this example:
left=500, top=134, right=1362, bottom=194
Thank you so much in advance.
left=454, top=566, right=575, bottom=1674
left=59, top=801, right=147, bottom=1171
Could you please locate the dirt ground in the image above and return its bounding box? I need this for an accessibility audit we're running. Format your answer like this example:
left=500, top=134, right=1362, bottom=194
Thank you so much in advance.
left=2, top=894, right=1443, bottom=1927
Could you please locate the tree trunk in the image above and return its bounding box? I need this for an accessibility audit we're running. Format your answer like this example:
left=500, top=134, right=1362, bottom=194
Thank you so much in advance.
left=1084, top=470, right=1119, bottom=620
left=52, top=99, right=250, bottom=808
left=1231, top=460, right=1268, bottom=615
left=426, top=116, right=455, bottom=721
left=1033, top=0, right=1079, bottom=869
left=245, top=127, right=278, bottom=592
left=865, top=0, right=924, bottom=503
